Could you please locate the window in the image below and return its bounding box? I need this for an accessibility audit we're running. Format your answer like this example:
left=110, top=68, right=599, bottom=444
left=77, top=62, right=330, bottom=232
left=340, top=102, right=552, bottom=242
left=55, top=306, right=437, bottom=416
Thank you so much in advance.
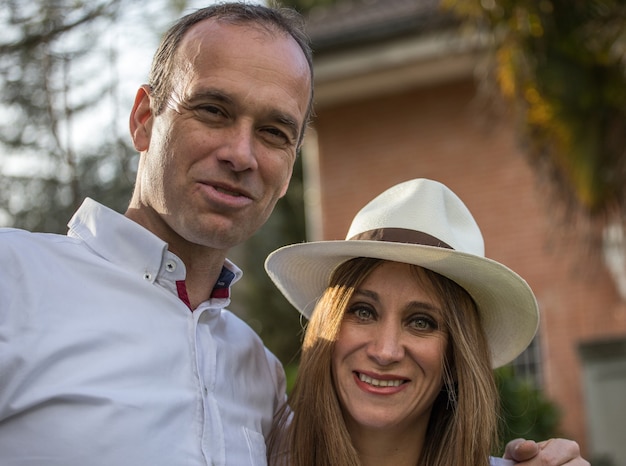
left=509, top=332, right=543, bottom=388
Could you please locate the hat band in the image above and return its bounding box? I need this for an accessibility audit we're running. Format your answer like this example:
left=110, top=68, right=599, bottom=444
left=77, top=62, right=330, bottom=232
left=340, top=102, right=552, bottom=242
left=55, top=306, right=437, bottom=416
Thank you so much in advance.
left=349, top=228, right=453, bottom=249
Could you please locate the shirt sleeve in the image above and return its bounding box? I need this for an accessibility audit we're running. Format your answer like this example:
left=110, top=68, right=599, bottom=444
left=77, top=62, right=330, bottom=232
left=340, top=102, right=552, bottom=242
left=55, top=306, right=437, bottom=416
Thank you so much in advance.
left=489, top=457, right=515, bottom=466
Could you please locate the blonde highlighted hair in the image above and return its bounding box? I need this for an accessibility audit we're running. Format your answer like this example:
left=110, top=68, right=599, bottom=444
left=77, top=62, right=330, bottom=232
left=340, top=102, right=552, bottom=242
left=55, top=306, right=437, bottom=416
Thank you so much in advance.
left=268, top=258, right=499, bottom=465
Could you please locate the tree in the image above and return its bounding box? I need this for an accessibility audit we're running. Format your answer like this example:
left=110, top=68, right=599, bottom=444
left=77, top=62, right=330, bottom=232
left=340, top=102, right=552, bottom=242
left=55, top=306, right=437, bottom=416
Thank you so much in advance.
left=0, top=0, right=127, bottom=231
left=441, top=0, right=626, bottom=249
left=0, top=0, right=197, bottom=232
left=495, top=366, right=562, bottom=455
left=275, top=0, right=341, bottom=15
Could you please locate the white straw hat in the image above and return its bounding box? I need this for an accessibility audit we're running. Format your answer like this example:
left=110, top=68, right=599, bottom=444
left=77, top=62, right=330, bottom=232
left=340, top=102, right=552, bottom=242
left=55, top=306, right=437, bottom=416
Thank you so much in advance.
left=265, top=178, right=539, bottom=368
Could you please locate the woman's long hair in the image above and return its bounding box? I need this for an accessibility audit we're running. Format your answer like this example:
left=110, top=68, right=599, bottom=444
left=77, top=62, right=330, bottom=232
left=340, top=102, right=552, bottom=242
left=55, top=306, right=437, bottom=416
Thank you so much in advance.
left=267, top=258, right=499, bottom=466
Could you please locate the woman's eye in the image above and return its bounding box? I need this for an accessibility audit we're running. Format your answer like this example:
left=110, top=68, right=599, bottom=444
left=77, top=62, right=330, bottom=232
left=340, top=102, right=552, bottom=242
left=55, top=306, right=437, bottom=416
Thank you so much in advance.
left=347, top=304, right=374, bottom=321
left=409, top=315, right=437, bottom=331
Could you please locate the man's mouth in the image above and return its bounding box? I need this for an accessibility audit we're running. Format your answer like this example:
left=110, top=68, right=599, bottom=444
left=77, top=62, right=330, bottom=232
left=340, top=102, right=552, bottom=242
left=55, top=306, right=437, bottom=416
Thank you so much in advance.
left=215, top=186, right=242, bottom=197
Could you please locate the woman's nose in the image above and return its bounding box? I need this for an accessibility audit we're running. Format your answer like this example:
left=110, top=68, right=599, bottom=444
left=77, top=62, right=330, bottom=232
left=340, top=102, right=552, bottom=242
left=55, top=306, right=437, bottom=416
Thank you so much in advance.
left=366, top=323, right=404, bottom=365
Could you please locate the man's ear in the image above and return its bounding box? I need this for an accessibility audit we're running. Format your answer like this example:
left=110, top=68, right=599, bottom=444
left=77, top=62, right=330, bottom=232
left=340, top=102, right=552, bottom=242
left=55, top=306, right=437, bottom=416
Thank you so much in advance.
left=129, top=85, right=154, bottom=152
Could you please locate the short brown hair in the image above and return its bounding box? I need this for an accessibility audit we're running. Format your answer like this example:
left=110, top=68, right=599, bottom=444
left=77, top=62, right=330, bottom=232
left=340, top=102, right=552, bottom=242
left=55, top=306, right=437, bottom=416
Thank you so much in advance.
left=147, top=2, right=314, bottom=145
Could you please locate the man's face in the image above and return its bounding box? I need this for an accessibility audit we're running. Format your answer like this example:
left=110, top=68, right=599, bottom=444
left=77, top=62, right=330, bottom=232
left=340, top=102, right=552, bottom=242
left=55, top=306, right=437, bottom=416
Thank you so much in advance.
left=130, top=19, right=311, bottom=252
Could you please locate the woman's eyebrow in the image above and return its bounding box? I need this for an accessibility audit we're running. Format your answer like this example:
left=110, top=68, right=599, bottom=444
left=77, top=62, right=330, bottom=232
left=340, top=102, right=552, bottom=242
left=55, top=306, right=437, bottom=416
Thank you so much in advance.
left=352, top=289, right=380, bottom=302
left=353, top=288, right=442, bottom=313
left=406, top=301, right=442, bottom=315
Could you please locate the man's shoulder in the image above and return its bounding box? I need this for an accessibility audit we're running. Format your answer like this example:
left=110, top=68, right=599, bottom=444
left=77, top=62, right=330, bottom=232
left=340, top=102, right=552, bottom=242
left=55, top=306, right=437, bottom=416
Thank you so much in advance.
left=0, top=227, right=75, bottom=245
left=0, top=227, right=80, bottom=258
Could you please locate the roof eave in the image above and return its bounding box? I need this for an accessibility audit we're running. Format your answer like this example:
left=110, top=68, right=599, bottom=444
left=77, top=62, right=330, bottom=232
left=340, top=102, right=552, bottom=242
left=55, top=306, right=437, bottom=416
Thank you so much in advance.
left=312, top=29, right=490, bottom=109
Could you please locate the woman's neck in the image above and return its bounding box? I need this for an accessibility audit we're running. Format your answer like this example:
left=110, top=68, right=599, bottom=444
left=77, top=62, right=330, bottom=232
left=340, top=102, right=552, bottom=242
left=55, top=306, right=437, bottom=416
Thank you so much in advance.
left=349, top=424, right=426, bottom=466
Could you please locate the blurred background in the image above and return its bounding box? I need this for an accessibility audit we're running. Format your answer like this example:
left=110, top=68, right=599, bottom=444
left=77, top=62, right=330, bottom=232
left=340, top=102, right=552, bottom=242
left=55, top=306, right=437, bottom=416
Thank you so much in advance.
left=1, top=0, right=625, bottom=462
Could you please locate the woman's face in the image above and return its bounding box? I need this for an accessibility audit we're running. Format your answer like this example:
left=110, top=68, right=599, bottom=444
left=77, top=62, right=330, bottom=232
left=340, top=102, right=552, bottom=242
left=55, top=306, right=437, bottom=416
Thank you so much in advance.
left=331, top=261, right=449, bottom=437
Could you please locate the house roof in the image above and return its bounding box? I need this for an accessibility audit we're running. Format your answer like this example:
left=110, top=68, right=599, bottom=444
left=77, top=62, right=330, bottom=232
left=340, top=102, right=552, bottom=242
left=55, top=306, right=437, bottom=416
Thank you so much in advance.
left=303, top=0, right=485, bottom=107
left=305, top=0, right=459, bottom=52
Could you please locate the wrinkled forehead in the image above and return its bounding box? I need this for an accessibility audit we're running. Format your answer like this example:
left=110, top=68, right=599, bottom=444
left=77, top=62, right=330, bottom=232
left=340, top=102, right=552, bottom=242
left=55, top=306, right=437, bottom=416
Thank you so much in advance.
left=173, top=18, right=311, bottom=107
left=179, top=18, right=309, bottom=75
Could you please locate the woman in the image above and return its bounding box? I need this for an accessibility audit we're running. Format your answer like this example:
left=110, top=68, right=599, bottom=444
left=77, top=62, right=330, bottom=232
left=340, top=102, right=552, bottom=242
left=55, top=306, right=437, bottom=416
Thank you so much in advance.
left=265, top=178, right=553, bottom=465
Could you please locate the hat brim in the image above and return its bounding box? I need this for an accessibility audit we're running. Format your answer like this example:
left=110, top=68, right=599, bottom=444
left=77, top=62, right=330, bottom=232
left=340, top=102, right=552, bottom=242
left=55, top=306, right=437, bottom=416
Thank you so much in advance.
left=265, top=240, right=539, bottom=368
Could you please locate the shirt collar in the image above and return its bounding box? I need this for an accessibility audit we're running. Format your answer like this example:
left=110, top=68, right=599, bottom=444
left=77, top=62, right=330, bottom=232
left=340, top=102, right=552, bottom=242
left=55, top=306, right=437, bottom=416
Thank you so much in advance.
left=67, top=198, right=242, bottom=293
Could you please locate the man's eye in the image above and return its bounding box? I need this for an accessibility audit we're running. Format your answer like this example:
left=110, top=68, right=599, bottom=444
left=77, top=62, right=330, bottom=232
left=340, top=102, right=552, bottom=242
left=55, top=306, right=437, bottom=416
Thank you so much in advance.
left=197, top=104, right=226, bottom=117
left=261, top=127, right=292, bottom=146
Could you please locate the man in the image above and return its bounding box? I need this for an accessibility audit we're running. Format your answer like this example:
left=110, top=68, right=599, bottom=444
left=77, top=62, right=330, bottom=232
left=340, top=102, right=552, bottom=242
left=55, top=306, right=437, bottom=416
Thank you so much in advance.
left=0, top=3, right=587, bottom=465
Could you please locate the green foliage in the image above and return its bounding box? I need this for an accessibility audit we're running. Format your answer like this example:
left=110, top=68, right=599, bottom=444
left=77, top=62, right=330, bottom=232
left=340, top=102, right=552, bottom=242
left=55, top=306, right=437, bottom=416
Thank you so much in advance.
left=495, top=366, right=562, bottom=455
left=0, top=141, right=137, bottom=232
left=0, top=0, right=197, bottom=231
left=284, top=362, right=300, bottom=394
left=0, top=0, right=130, bottom=231
left=443, top=0, right=626, bottom=224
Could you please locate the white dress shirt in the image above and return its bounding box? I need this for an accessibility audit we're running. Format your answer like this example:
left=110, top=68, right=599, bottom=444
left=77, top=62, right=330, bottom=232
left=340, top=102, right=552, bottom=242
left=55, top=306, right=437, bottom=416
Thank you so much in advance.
left=0, top=198, right=286, bottom=466
left=490, top=458, right=514, bottom=465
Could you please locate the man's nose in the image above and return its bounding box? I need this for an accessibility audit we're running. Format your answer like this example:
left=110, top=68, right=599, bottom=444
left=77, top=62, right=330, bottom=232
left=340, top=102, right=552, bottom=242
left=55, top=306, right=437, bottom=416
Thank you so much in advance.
left=217, top=123, right=259, bottom=172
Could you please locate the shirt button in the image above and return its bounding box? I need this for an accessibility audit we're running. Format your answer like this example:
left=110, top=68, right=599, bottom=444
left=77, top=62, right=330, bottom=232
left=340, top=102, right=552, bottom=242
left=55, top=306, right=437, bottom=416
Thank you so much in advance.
left=165, top=260, right=177, bottom=272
